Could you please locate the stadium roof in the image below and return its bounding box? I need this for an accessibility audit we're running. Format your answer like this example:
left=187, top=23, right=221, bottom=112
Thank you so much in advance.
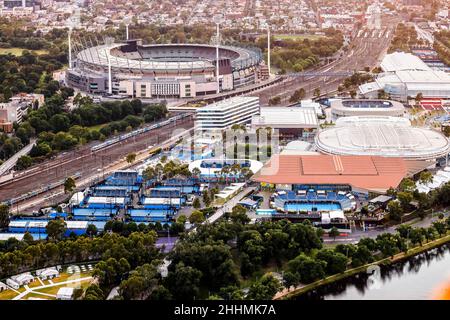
left=252, top=154, right=426, bottom=193
left=380, top=52, right=431, bottom=72
left=77, top=43, right=260, bottom=72
left=251, top=107, right=319, bottom=128
left=315, top=117, right=450, bottom=160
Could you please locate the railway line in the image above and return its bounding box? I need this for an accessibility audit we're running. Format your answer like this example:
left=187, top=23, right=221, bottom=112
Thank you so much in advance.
left=255, top=17, right=400, bottom=105
left=0, top=114, right=195, bottom=206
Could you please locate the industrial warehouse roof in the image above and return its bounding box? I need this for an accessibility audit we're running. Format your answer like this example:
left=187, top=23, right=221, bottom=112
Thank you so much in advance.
left=251, top=107, right=319, bottom=128
left=380, top=52, right=431, bottom=72
left=315, top=116, right=450, bottom=160
left=197, top=96, right=259, bottom=111
left=251, top=155, right=426, bottom=193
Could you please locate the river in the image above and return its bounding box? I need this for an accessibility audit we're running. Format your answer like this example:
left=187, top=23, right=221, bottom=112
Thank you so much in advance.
left=295, top=244, right=450, bottom=300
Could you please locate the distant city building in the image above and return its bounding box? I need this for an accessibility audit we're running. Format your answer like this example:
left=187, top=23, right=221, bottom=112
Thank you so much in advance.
left=0, top=93, right=44, bottom=132
left=2, top=0, right=35, bottom=8
left=195, top=96, right=260, bottom=132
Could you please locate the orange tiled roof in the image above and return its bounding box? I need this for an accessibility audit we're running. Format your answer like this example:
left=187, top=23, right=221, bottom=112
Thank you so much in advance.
left=252, top=154, right=413, bottom=193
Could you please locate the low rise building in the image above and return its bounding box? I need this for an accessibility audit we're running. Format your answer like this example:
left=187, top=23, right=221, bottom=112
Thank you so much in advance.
left=7, top=272, right=34, bottom=289
left=251, top=106, right=319, bottom=140
left=195, top=96, right=260, bottom=133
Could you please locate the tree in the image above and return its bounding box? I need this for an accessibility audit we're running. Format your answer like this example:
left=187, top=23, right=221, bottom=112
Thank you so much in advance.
left=409, top=228, right=424, bottom=246
left=166, top=262, right=202, bottom=300
left=230, top=205, right=250, bottom=224
left=313, top=88, right=321, bottom=98
left=415, top=92, right=423, bottom=105
left=387, top=200, right=403, bottom=222
left=189, top=210, right=205, bottom=224
left=202, top=190, right=211, bottom=207
left=23, top=232, right=34, bottom=244
left=64, top=176, right=76, bottom=194
left=119, top=263, right=160, bottom=300
left=329, top=227, right=340, bottom=240
left=287, top=254, right=326, bottom=284
left=289, top=88, right=306, bottom=103
left=87, top=224, right=98, bottom=237
left=192, top=197, right=201, bottom=209
left=177, top=215, right=187, bottom=224
left=397, top=191, right=413, bottom=210
left=46, top=219, right=66, bottom=241
left=0, top=203, right=10, bottom=229
left=419, top=171, right=433, bottom=185
left=283, top=271, right=299, bottom=289
left=126, top=153, right=136, bottom=164
left=399, top=178, right=415, bottom=192
left=15, top=155, right=33, bottom=170
left=191, top=167, right=201, bottom=178
left=350, top=245, right=374, bottom=267
left=316, top=249, right=349, bottom=274
left=268, top=96, right=281, bottom=105
left=396, top=224, right=412, bottom=239
left=84, top=284, right=105, bottom=300
left=142, top=166, right=155, bottom=181
left=246, top=273, right=281, bottom=300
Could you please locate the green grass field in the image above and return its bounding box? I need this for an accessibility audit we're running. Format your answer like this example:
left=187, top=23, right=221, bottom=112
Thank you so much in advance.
left=87, top=123, right=108, bottom=132
left=0, top=47, right=49, bottom=56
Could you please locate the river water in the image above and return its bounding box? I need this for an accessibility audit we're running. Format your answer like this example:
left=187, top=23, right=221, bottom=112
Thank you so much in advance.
left=295, top=244, right=450, bottom=300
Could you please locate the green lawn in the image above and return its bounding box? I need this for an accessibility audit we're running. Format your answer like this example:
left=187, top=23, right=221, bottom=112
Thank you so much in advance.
left=22, top=292, right=56, bottom=300
left=0, top=47, right=49, bottom=56
left=0, top=289, right=20, bottom=300
left=52, top=271, right=92, bottom=283
left=33, top=279, right=92, bottom=296
left=87, top=123, right=108, bottom=132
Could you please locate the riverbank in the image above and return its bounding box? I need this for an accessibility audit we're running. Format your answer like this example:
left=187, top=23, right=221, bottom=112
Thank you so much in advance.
left=275, top=233, right=450, bottom=300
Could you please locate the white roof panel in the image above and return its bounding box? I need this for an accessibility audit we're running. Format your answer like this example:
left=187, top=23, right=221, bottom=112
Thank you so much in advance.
left=380, top=52, right=431, bottom=72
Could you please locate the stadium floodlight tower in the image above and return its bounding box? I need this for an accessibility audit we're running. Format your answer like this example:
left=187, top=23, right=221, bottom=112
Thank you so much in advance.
left=67, top=18, right=76, bottom=70
left=213, top=14, right=224, bottom=94
left=267, top=25, right=271, bottom=77
left=123, top=16, right=132, bottom=40
left=104, top=37, right=114, bottom=95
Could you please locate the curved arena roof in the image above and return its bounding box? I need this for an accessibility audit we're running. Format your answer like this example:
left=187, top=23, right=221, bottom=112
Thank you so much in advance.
left=76, top=43, right=261, bottom=73
left=315, top=117, right=450, bottom=160
left=331, top=99, right=405, bottom=118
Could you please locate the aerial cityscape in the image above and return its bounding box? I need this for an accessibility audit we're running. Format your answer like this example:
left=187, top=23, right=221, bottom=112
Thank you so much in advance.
left=0, top=0, right=450, bottom=306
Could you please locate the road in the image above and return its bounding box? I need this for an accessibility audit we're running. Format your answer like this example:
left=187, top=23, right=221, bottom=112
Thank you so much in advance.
left=0, top=139, right=36, bottom=176
left=0, top=115, right=194, bottom=209
left=323, top=210, right=450, bottom=244
left=255, top=17, right=400, bottom=105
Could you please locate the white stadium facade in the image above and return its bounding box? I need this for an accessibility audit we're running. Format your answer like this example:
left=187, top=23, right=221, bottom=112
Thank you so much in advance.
left=359, top=52, right=450, bottom=102
left=330, top=99, right=406, bottom=121
left=66, top=40, right=264, bottom=98
left=315, top=116, right=450, bottom=161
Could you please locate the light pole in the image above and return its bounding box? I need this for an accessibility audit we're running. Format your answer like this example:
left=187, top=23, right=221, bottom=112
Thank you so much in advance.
left=213, top=14, right=224, bottom=94
left=68, top=26, right=72, bottom=69
left=267, top=25, right=271, bottom=77
left=124, top=17, right=132, bottom=41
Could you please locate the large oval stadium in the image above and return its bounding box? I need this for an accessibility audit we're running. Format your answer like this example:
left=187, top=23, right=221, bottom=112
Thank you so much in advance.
left=66, top=40, right=265, bottom=98
left=315, top=116, right=450, bottom=161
